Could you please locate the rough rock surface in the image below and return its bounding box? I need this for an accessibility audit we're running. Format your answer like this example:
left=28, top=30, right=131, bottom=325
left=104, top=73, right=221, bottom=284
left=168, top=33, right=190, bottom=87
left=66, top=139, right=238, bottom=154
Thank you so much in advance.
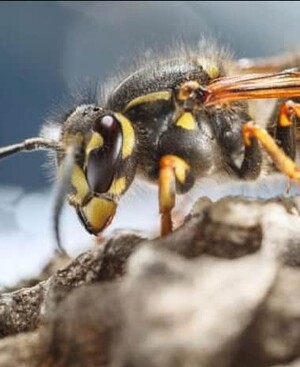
left=1, top=196, right=300, bottom=367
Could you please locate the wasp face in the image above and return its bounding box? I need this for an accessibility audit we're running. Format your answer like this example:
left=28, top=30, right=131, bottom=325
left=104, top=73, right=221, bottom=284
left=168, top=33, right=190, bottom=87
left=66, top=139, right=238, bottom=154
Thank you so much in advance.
left=63, top=106, right=137, bottom=235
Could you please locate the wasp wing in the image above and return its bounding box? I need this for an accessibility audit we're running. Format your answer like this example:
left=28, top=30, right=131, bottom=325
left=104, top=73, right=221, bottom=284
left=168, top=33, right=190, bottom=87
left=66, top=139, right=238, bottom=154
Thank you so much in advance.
left=236, top=52, right=300, bottom=74
left=205, top=70, right=300, bottom=105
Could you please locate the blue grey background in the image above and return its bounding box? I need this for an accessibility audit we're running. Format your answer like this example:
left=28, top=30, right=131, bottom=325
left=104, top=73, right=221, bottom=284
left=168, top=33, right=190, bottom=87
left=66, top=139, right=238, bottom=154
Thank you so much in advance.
left=1, top=1, right=300, bottom=286
left=1, top=1, right=300, bottom=190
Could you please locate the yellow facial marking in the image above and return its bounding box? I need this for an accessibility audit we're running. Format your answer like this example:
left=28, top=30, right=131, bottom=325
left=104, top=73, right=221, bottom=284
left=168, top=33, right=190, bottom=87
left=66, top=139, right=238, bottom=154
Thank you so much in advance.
left=115, top=113, right=135, bottom=159
left=176, top=112, right=197, bottom=130
left=62, top=133, right=84, bottom=148
left=82, top=197, right=117, bottom=233
left=108, top=176, right=127, bottom=196
left=86, top=132, right=103, bottom=155
left=123, top=91, right=172, bottom=112
left=69, top=164, right=90, bottom=204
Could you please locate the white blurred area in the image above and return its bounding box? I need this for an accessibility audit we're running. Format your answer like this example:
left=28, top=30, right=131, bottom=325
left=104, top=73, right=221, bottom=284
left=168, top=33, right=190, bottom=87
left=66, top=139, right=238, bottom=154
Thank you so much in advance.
left=0, top=180, right=157, bottom=287
left=0, top=174, right=299, bottom=287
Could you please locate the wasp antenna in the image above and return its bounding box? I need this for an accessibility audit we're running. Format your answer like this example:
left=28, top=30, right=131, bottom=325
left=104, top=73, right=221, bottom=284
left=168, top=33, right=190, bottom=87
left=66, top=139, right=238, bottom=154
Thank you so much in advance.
left=0, top=137, right=59, bottom=161
left=53, top=144, right=77, bottom=258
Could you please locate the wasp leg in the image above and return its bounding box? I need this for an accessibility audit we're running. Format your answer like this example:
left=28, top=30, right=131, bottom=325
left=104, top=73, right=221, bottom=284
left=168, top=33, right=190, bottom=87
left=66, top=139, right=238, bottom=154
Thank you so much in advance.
left=274, top=101, right=300, bottom=160
left=0, top=137, right=59, bottom=160
left=158, top=155, right=190, bottom=236
left=238, top=135, right=262, bottom=180
left=239, top=101, right=300, bottom=181
left=243, top=123, right=300, bottom=183
left=237, top=52, right=300, bottom=73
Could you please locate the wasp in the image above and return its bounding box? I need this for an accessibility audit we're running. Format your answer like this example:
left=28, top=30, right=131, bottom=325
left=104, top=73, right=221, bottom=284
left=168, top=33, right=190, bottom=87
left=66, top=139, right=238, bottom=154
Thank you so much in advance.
left=2, top=45, right=300, bottom=254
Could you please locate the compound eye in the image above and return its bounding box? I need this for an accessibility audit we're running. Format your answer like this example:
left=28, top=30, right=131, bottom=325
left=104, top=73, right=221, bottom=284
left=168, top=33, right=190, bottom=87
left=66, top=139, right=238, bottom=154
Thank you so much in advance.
left=86, top=114, right=123, bottom=194
left=94, top=115, right=116, bottom=133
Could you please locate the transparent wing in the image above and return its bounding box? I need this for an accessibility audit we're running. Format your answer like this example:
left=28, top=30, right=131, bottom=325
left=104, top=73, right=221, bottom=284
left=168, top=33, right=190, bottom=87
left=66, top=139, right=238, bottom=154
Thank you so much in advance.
left=236, top=52, right=300, bottom=74
left=205, top=70, right=300, bottom=105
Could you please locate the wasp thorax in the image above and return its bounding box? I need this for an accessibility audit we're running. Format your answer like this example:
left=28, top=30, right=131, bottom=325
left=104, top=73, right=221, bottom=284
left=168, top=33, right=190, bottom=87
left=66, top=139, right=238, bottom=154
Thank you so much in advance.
left=85, top=114, right=123, bottom=194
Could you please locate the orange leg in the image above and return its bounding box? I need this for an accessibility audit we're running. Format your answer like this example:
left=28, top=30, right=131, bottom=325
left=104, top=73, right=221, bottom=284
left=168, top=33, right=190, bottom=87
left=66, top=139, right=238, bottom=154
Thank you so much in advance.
left=158, top=155, right=190, bottom=236
left=278, top=100, right=300, bottom=127
left=243, top=122, right=300, bottom=184
left=274, top=101, right=300, bottom=162
left=243, top=101, right=300, bottom=184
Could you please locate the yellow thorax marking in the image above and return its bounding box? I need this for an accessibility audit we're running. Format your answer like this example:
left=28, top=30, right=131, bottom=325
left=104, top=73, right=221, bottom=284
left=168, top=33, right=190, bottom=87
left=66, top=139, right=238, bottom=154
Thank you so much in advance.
left=176, top=112, right=197, bottom=130
left=115, top=113, right=135, bottom=159
left=203, top=63, right=220, bottom=79
left=197, top=58, right=220, bottom=79
left=123, top=91, right=172, bottom=112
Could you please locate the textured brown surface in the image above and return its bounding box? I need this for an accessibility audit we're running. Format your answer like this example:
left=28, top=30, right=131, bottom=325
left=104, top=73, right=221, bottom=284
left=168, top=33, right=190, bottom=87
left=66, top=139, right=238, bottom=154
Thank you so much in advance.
left=1, top=197, right=300, bottom=367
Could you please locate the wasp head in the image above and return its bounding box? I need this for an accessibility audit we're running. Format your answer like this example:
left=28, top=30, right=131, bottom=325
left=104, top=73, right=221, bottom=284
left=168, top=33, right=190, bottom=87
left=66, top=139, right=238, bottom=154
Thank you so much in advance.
left=60, top=105, right=137, bottom=236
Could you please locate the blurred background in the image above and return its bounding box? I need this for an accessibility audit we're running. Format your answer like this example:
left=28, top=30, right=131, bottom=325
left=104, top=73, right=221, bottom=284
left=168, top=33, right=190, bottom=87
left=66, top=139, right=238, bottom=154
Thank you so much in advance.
left=1, top=1, right=300, bottom=286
